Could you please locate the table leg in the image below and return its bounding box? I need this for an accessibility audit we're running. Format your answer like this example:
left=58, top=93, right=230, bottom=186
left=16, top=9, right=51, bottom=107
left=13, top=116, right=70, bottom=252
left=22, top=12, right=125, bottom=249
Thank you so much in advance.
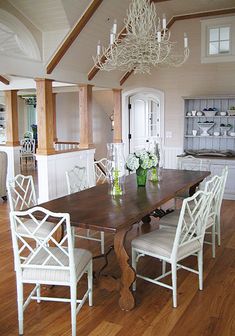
left=114, top=227, right=136, bottom=311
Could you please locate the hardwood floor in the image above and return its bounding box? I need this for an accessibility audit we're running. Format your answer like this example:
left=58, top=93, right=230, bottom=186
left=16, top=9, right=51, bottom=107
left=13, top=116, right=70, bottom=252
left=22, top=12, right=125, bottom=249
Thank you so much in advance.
left=0, top=169, right=234, bottom=335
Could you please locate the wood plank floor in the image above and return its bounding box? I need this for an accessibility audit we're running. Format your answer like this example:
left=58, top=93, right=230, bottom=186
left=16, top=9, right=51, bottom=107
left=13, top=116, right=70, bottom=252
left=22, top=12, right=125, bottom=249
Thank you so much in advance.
left=0, top=168, right=235, bottom=335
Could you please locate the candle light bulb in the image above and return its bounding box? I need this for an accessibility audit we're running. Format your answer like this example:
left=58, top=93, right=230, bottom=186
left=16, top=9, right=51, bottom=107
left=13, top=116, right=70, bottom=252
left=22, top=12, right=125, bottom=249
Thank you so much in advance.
left=162, top=13, right=166, bottom=30
left=97, top=40, right=101, bottom=56
left=157, top=31, right=161, bottom=43
left=112, top=19, right=117, bottom=35
left=110, top=31, right=115, bottom=45
left=184, top=33, right=188, bottom=48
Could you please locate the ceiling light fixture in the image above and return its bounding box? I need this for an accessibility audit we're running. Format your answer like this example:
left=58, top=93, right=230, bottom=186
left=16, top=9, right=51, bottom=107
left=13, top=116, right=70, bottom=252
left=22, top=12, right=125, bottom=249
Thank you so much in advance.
left=93, top=0, right=189, bottom=74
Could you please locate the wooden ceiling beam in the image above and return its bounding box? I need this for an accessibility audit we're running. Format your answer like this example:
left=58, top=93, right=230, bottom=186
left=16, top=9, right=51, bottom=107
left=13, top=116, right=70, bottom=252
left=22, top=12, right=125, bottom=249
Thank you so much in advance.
left=119, top=7, right=235, bottom=86
left=0, top=75, right=10, bottom=85
left=46, top=0, right=103, bottom=74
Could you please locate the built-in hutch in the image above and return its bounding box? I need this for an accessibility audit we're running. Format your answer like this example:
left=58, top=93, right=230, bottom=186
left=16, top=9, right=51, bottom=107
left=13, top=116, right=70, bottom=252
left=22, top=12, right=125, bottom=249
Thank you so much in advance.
left=180, top=96, right=235, bottom=200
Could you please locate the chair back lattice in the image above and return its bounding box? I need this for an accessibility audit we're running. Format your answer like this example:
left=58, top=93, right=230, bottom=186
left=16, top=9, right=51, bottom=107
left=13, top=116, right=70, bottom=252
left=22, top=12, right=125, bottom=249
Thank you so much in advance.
left=65, top=166, right=89, bottom=194
left=218, top=166, right=228, bottom=208
left=7, top=174, right=37, bottom=211
left=10, top=207, right=75, bottom=278
left=172, top=190, right=212, bottom=259
left=20, top=138, right=35, bottom=156
left=179, top=155, right=210, bottom=171
left=204, top=175, right=222, bottom=224
left=94, top=158, right=110, bottom=184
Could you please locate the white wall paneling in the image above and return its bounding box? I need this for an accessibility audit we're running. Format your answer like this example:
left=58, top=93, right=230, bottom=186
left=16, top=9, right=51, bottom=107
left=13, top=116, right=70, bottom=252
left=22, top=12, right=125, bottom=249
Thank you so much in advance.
left=36, top=148, right=95, bottom=203
left=164, top=147, right=183, bottom=169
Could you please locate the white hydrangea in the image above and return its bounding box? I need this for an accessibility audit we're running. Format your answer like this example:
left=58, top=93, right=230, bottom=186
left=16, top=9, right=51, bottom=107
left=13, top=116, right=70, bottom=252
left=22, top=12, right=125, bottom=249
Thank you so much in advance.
left=126, top=154, right=140, bottom=171
left=126, top=150, right=159, bottom=171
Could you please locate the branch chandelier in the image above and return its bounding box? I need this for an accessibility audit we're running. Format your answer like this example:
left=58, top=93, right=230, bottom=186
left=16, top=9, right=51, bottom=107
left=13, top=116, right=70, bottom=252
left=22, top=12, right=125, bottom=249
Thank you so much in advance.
left=93, top=0, right=189, bottom=74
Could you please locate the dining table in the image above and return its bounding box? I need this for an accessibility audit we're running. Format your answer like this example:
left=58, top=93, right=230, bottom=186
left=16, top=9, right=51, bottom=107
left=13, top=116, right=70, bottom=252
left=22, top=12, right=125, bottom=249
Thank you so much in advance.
left=38, top=168, right=210, bottom=311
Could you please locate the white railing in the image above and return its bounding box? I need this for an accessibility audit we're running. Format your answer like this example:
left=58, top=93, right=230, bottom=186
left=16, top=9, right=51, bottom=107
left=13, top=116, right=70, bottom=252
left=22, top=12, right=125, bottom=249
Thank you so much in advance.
left=54, top=141, right=79, bottom=152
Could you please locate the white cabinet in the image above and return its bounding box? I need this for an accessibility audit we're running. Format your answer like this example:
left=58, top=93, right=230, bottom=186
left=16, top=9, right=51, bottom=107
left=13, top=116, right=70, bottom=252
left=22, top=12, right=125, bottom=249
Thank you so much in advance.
left=210, top=160, right=235, bottom=200
left=178, top=156, right=235, bottom=200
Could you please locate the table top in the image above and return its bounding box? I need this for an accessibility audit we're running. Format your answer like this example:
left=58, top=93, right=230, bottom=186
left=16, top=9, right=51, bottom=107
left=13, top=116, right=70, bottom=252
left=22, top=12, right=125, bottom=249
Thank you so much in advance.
left=39, top=169, right=210, bottom=233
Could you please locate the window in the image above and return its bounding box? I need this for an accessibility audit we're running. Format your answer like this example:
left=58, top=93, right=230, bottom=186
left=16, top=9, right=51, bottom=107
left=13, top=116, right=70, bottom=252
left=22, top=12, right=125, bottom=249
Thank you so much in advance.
left=201, top=16, right=235, bottom=63
left=208, top=26, right=230, bottom=55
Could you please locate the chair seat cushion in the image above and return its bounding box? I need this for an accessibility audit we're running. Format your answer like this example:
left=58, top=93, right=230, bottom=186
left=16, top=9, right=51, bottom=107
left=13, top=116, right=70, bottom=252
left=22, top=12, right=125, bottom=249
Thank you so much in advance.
left=159, top=210, right=214, bottom=229
left=22, top=247, right=92, bottom=283
left=132, top=228, right=201, bottom=260
left=17, top=219, right=55, bottom=239
left=159, top=210, right=181, bottom=227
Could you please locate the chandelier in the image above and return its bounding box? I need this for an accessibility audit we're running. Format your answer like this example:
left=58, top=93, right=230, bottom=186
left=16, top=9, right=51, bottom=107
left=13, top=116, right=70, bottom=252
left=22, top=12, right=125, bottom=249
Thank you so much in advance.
left=93, top=0, right=189, bottom=74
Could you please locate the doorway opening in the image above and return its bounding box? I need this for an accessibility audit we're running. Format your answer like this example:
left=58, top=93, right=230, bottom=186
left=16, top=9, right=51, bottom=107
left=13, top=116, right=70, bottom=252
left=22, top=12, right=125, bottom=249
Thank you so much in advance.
left=122, top=88, right=164, bottom=157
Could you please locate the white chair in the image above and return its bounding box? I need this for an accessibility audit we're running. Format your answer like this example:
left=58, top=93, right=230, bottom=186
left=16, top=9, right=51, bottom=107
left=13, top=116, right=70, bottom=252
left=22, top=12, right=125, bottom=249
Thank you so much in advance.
left=20, top=138, right=36, bottom=168
left=159, top=168, right=228, bottom=257
left=65, top=166, right=105, bottom=254
left=175, top=156, right=211, bottom=206
left=66, top=166, right=89, bottom=194
left=214, top=166, right=228, bottom=246
left=10, top=206, right=93, bottom=336
left=94, top=158, right=110, bottom=184
left=7, top=174, right=55, bottom=240
left=132, top=190, right=212, bottom=308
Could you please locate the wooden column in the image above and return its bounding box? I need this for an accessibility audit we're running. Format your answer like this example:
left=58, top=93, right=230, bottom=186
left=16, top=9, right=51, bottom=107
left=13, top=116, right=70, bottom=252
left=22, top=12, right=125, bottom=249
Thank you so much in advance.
left=79, top=84, right=93, bottom=148
left=35, top=78, right=55, bottom=155
left=5, top=90, right=19, bottom=146
left=113, top=89, right=122, bottom=143
left=52, top=93, right=58, bottom=142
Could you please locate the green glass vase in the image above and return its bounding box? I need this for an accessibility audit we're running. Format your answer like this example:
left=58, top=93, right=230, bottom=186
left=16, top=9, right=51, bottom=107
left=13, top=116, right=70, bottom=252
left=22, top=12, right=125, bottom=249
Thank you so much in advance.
left=136, top=167, right=147, bottom=186
left=149, top=167, right=158, bottom=182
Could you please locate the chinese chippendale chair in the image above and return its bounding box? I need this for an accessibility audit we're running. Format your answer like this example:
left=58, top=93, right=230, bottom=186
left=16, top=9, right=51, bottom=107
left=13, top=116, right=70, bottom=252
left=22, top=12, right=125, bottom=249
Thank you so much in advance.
left=7, top=174, right=55, bottom=240
left=65, top=166, right=105, bottom=254
left=10, top=206, right=93, bottom=336
left=132, top=190, right=212, bottom=308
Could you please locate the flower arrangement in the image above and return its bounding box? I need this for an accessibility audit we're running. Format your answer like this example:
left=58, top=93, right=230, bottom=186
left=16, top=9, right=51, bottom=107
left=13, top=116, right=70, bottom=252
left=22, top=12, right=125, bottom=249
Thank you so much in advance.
left=126, top=150, right=158, bottom=171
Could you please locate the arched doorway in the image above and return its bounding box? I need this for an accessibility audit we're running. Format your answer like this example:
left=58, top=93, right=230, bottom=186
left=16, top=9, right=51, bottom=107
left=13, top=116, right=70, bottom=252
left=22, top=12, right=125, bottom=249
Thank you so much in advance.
left=122, top=88, right=164, bottom=156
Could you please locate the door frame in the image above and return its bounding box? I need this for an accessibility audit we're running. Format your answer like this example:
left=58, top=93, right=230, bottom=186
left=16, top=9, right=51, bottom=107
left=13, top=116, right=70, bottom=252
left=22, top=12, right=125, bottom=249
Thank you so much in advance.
left=122, top=87, right=164, bottom=158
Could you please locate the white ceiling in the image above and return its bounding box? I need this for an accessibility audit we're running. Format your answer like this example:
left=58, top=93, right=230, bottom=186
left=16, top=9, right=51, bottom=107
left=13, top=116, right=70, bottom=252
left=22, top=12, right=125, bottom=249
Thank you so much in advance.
left=0, top=0, right=235, bottom=88
left=8, top=0, right=70, bottom=31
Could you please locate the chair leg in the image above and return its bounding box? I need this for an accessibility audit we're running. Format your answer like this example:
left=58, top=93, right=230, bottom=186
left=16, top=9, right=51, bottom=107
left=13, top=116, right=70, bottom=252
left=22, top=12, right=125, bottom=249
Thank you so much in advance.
left=132, top=248, right=137, bottom=291
left=197, top=250, right=203, bottom=290
left=71, top=227, right=76, bottom=246
left=171, top=262, right=177, bottom=308
left=16, top=279, right=24, bottom=335
left=216, top=213, right=221, bottom=246
left=70, top=283, right=77, bottom=336
left=36, top=284, right=41, bottom=303
left=88, top=261, right=93, bottom=307
left=101, top=231, right=105, bottom=255
left=212, top=223, right=216, bottom=258
left=162, top=260, right=166, bottom=275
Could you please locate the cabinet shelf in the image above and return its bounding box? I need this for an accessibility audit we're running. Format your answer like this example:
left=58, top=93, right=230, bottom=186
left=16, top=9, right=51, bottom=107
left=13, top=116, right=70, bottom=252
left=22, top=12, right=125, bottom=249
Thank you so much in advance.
left=185, top=115, right=235, bottom=118
left=185, top=135, right=235, bottom=138
left=184, top=95, right=235, bottom=152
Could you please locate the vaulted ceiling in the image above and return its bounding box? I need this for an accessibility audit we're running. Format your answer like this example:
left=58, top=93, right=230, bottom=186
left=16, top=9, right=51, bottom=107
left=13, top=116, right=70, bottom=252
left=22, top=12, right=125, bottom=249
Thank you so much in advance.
left=0, top=0, right=235, bottom=89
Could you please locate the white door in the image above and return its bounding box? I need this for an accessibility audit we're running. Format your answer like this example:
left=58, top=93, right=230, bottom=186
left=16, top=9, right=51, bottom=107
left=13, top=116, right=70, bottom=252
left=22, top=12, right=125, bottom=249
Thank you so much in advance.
left=129, top=93, right=161, bottom=153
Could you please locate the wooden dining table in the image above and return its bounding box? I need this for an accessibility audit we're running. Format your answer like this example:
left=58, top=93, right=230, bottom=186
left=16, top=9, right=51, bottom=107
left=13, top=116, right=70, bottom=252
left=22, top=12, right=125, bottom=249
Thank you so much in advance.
left=38, top=168, right=210, bottom=311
